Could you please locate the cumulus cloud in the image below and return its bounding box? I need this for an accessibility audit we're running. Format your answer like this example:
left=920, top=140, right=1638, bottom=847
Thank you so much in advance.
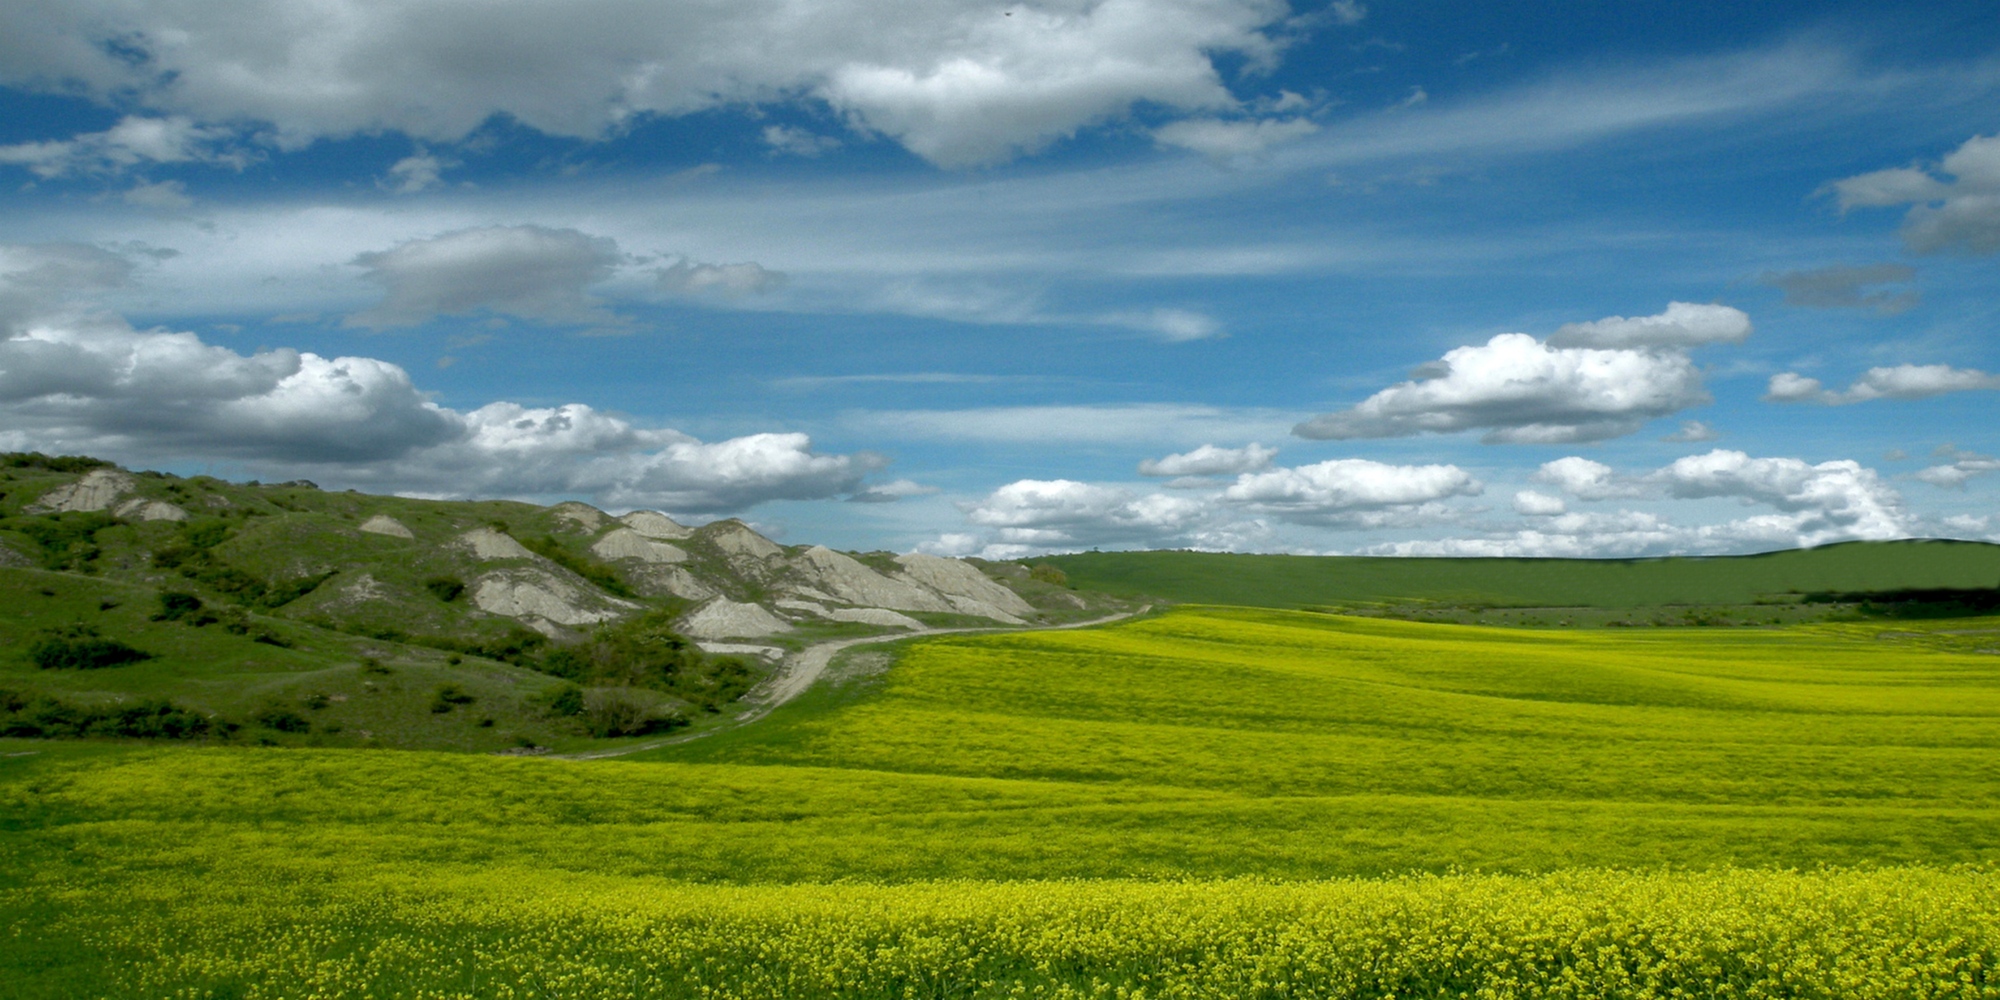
left=1662, top=419, right=1719, bottom=443
left=1295, top=328, right=1710, bottom=444
left=933, top=455, right=1477, bottom=556
left=1759, top=263, right=1917, bottom=314
left=1152, top=116, right=1319, bottom=159
left=1544, top=302, right=1751, bottom=350
left=1652, top=449, right=1909, bottom=544
left=1532, top=456, right=1642, bottom=500
left=762, top=125, right=842, bottom=157
left=1220, top=458, right=1480, bottom=525
left=847, top=478, right=940, bottom=503
left=1764, top=364, right=2000, bottom=404
left=1139, top=442, right=1276, bottom=477
left=346, top=225, right=626, bottom=329
left=384, top=152, right=454, bottom=193
left=0, top=244, right=878, bottom=513
left=1915, top=447, right=2000, bottom=490
left=958, top=479, right=1213, bottom=551
left=0, top=0, right=1292, bottom=168
left=0, top=116, right=243, bottom=178
left=1378, top=449, right=1915, bottom=557
left=657, top=259, right=787, bottom=296
left=1512, top=490, right=1566, bottom=516
left=1826, top=133, right=2000, bottom=254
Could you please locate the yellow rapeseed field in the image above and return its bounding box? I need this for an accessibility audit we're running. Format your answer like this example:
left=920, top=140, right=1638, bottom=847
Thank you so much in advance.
left=6, top=607, right=2000, bottom=996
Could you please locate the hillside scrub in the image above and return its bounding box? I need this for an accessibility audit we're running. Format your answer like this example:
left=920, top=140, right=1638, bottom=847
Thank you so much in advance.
left=26, top=624, right=151, bottom=670
left=0, top=690, right=217, bottom=738
left=538, top=610, right=761, bottom=711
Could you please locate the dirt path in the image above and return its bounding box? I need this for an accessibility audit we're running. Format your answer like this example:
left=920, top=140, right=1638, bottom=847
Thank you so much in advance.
left=560, top=607, right=1147, bottom=761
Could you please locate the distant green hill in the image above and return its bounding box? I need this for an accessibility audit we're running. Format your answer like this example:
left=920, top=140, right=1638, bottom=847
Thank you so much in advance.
left=1039, top=540, right=2000, bottom=609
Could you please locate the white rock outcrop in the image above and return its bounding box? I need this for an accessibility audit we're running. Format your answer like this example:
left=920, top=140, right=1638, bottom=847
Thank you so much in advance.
left=621, top=510, right=694, bottom=539
left=358, top=514, right=415, bottom=538
left=680, top=598, right=795, bottom=639
left=28, top=469, right=135, bottom=513
left=112, top=498, right=190, bottom=522
left=590, top=528, right=688, bottom=563
left=457, top=527, right=535, bottom=560
left=471, top=568, right=637, bottom=627
left=793, top=546, right=956, bottom=613
left=696, top=642, right=787, bottom=660
left=630, top=565, right=716, bottom=601
left=895, top=553, right=1036, bottom=617
left=706, top=521, right=784, bottom=559
left=550, top=501, right=607, bottom=531
left=826, top=607, right=925, bottom=629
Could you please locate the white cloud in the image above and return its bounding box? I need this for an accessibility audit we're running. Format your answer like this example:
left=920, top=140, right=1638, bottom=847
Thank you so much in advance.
left=1139, top=442, right=1276, bottom=476
left=1543, top=301, right=1751, bottom=349
left=0, top=245, right=879, bottom=513
left=1329, top=1, right=1367, bottom=25
left=1098, top=307, right=1223, bottom=341
left=959, top=478, right=1213, bottom=549
left=0, top=0, right=1290, bottom=169
left=1375, top=449, right=1916, bottom=557
left=346, top=225, right=626, bottom=329
left=762, top=125, right=842, bottom=157
left=1652, top=449, right=1908, bottom=545
left=846, top=404, right=1293, bottom=446
left=1759, top=263, right=1917, bottom=314
left=1532, top=456, right=1642, bottom=500
left=848, top=478, right=940, bottom=503
left=122, top=179, right=194, bottom=209
left=657, top=259, right=787, bottom=296
left=384, top=152, right=454, bottom=194
left=1826, top=133, right=2000, bottom=254
left=1512, top=490, right=1566, bottom=516
left=1662, top=419, right=1719, bottom=443
left=0, top=116, right=242, bottom=178
left=1295, top=326, right=1711, bottom=444
left=1915, top=448, right=2000, bottom=490
left=1152, top=117, right=1319, bottom=159
left=1765, top=364, right=2000, bottom=404
left=1220, top=458, right=1480, bottom=525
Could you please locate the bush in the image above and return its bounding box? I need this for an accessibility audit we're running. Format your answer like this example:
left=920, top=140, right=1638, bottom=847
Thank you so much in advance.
left=14, top=511, right=118, bottom=571
left=0, top=691, right=217, bottom=740
left=429, top=684, right=476, bottom=714
left=1028, top=563, right=1070, bottom=588
left=423, top=575, right=466, bottom=602
left=0, top=452, right=114, bottom=473
left=156, top=591, right=204, bottom=621
left=581, top=688, right=686, bottom=738
left=29, top=624, right=153, bottom=670
left=541, top=683, right=585, bottom=717
left=253, top=704, right=310, bottom=733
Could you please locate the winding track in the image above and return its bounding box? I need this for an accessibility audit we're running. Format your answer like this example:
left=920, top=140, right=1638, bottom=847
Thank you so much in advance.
left=560, top=606, right=1147, bottom=760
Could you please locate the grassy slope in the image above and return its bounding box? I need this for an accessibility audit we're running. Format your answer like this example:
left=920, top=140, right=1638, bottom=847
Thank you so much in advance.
left=1037, top=538, right=2000, bottom=608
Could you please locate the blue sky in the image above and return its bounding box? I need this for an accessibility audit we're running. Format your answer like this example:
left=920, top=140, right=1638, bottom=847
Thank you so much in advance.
left=1, top=0, right=1997, bottom=557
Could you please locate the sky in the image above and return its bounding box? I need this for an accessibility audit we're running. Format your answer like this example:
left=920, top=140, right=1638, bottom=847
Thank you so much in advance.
left=0, top=0, right=1997, bottom=558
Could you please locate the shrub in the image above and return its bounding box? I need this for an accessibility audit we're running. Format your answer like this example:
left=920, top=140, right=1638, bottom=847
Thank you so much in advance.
left=429, top=684, right=476, bottom=714
left=29, top=624, right=153, bottom=670
left=253, top=704, right=310, bottom=733
left=423, top=575, right=466, bottom=602
left=581, top=688, right=686, bottom=738
left=541, top=683, right=586, bottom=717
left=14, top=511, right=117, bottom=571
left=1028, top=563, right=1070, bottom=588
left=0, top=452, right=114, bottom=473
left=156, top=591, right=204, bottom=621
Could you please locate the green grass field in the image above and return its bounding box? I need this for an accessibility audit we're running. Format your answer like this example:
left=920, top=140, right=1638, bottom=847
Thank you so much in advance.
left=1038, top=538, right=2000, bottom=609
left=6, top=606, right=2000, bottom=996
